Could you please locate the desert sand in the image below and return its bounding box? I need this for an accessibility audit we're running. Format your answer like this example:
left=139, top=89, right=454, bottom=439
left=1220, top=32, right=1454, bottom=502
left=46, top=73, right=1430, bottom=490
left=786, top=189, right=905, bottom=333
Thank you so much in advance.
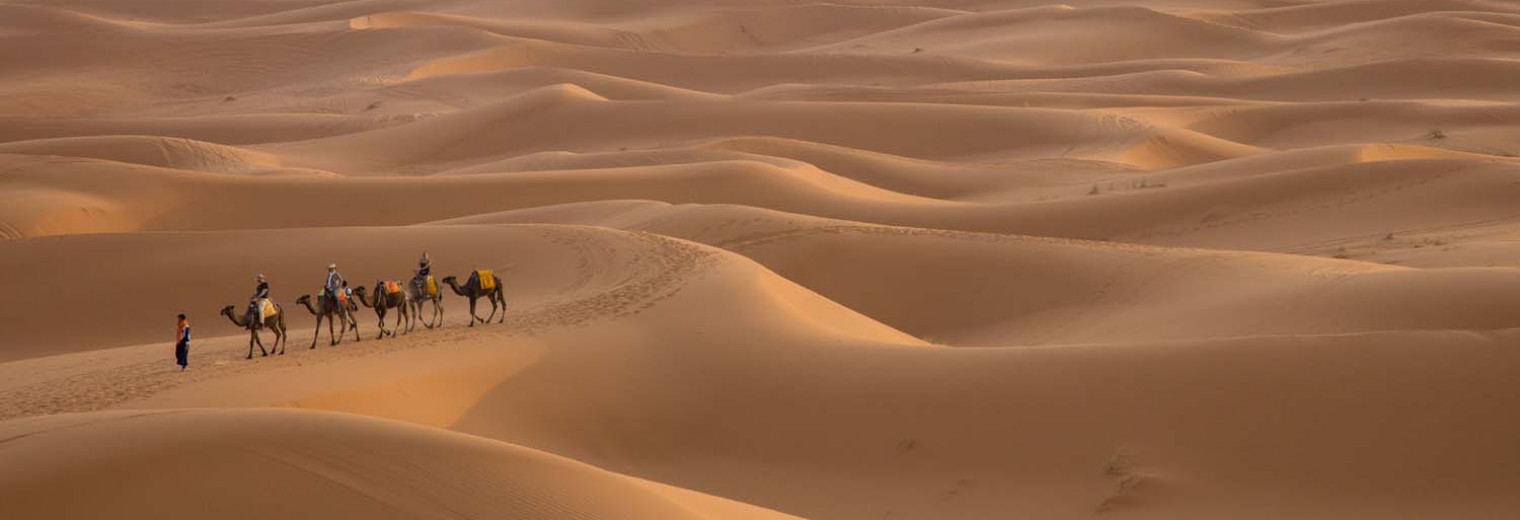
left=2, top=0, right=1519, bottom=518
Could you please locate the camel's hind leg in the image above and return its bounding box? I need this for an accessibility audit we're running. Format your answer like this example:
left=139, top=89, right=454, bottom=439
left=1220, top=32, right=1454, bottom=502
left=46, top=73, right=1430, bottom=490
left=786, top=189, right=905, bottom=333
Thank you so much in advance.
left=430, top=299, right=443, bottom=329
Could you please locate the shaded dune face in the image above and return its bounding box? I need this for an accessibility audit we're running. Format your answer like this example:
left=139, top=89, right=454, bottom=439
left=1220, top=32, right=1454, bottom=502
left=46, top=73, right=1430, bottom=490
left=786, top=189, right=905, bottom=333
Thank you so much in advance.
left=3, top=1, right=1520, bottom=519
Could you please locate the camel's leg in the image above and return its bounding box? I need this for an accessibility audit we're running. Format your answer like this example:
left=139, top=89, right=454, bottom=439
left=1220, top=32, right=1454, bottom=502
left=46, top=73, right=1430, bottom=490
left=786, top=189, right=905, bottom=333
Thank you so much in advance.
left=329, top=313, right=338, bottom=346
left=496, top=292, right=505, bottom=323
left=246, top=333, right=255, bottom=360
left=468, top=298, right=479, bottom=326
left=310, top=316, right=322, bottom=350
left=276, top=322, right=286, bottom=355
left=253, top=330, right=269, bottom=357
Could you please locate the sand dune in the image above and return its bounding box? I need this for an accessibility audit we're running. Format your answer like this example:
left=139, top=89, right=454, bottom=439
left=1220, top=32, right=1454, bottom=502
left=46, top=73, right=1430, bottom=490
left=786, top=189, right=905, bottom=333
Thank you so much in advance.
left=444, top=203, right=1520, bottom=344
left=5, top=0, right=1520, bottom=518
left=0, top=409, right=798, bottom=520
left=0, top=135, right=285, bottom=173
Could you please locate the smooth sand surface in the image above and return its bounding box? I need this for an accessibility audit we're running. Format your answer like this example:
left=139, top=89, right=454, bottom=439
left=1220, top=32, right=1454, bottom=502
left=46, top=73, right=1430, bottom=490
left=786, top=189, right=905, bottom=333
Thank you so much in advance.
left=3, top=1, right=1520, bottom=518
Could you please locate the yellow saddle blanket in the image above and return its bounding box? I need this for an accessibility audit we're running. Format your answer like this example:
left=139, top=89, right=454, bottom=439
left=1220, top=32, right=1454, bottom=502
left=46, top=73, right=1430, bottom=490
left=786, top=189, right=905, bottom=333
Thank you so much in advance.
left=424, top=276, right=438, bottom=296
left=476, top=270, right=496, bottom=291
left=258, top=298, right=276, bottom=320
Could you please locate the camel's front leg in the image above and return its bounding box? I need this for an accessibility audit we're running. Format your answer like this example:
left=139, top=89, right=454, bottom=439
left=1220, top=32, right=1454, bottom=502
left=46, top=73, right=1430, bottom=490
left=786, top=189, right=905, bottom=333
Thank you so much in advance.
left=308, top=316, right=320, bottom=349
left=349, top=314, right=362, bottom=342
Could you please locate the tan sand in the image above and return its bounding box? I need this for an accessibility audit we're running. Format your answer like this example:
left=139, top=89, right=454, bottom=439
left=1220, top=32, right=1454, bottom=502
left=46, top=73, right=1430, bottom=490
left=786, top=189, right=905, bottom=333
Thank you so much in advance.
left=3, top=0, right=1520, bottom=518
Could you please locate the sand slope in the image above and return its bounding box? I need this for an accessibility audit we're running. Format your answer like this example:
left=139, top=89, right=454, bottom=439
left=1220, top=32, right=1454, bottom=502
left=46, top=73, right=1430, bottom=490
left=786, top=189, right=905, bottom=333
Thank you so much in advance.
left=0, top=409, right=798, bottom=520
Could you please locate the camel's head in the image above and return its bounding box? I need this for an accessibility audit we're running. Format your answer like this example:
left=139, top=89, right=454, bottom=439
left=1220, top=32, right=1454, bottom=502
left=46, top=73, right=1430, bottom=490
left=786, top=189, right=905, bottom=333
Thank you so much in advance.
left=296, top=294, right=310, bottom=305
left=220, top=305, right=235, bottom=317
left=441, top=276, right=457, bottom=286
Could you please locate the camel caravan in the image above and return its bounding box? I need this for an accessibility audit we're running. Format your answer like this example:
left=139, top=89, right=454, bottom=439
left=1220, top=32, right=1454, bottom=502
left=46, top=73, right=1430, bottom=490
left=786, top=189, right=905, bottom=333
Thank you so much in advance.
left=221, top=252, right=507, bottom=359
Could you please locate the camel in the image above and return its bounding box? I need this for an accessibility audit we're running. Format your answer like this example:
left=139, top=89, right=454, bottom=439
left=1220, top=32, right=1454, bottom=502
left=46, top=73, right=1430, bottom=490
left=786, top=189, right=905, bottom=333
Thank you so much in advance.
left=353, top=281, right=412, bottom=339
left=296, top=293, right=360, bottom=348
left=408, top=273, right=445, bottom=329
left=219, top=303, right=288, bottom=359
left=442, top=273, right=506, bottom=326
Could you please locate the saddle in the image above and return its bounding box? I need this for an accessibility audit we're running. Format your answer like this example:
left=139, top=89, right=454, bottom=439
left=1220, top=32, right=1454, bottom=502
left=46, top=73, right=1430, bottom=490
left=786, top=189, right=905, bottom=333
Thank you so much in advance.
left=475, top=269, right=496, bottom=291
left=413, top=275, right=438, bottom=297
left=384, top=280, right=402, bottom=295
left=320, top=288, right=347, bottom=303
left=258, top=298, right=276, bottom=320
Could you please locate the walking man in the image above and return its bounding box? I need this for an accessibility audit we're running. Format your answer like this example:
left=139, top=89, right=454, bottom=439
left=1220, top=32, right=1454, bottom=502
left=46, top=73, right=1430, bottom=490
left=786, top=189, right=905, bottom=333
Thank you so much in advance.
left=175, top=313, right=191, bottom=370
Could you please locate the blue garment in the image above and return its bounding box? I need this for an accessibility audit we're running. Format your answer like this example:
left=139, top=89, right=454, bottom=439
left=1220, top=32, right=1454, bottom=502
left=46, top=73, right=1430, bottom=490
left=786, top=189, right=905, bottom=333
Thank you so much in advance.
left=175, top=324, right=189, bottom=368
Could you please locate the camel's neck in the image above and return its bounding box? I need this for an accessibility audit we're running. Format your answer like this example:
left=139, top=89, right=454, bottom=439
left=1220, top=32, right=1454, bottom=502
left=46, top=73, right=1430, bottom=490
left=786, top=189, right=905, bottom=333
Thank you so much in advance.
left=301, top=299, right=319, bottom=315
left=446, top=280, right=469, bottom=295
